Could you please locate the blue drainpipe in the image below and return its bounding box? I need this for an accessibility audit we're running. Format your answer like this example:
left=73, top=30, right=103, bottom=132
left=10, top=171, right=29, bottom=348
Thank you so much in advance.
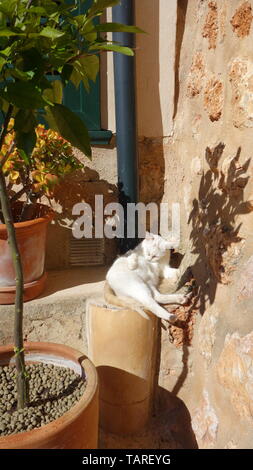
left=112, top=0, right=139, bottom=253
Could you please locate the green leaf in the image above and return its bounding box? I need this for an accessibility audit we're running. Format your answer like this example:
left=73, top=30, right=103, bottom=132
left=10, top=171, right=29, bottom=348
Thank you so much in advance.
left=37, top=76, right=53, bottom=92
left=39, top=27, right=65, bottom=40
left=0, top=56, right=6, bottom=72
left=61, top=63, right=73, bottom=85
left=80, top=55, right=99, bottom=82
left=28, top=6, right=47, bottom=15
left=0, top=28, right=24, bottom=37
left=14, top=110, right=37, bottom=158
left=0, top=0, right=18, bottom=17
left=8, top=68, right=35, bottom=81
left=70, top=66, right=84, bottom=89
left=0, top=82, right=48, bottom=109
left=0, top=45, right=13, bottom=58
left=70, top=56, right=99, bottom=88
left=21, top=48, right=45, bottom=73
left=14, top=109, right=36, bottom=134
left=78, top=17, right=97, bottom=42
left=45, top=104, right=91, bottom=158
left=0, top=96, right=9, bottom=114
left=0, top=12, right=5, bottom=28
left=16, top=132, right=36, bottom=159
left=94, top=23, right=145, bottom=34
left=89, top=43, right=134, bottom=56
left=88, top=0, right=120, bottom=18
left=19, top=149, right=30, bottom=165
left=43, top=80, right=63, bottom=105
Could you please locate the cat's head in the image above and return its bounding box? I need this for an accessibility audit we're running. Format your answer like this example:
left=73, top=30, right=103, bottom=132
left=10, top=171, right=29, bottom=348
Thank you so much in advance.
left=142, top=232, right=172, bottom=262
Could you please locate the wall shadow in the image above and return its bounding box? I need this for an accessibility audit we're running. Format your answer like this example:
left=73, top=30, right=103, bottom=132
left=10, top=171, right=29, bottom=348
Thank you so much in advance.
left=187, top=143, right=251, bottom=315
left=160, top=144, right=252, bottom=399
left=173, top=0, right=188, bottom=119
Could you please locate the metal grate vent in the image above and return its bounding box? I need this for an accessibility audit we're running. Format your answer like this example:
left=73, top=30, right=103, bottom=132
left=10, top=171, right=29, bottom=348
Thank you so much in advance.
left=69, top=236, right=105, bottom=266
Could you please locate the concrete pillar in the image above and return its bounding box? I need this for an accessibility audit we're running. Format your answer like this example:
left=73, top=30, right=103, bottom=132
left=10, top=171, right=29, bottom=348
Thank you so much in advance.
left=86, top=283, right=158, bottom=434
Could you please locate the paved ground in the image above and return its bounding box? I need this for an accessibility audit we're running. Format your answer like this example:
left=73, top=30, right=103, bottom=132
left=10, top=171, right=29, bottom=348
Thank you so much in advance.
left=99, top=394, right=198, bottom=449
left=0, top=267, right=197, bottom=449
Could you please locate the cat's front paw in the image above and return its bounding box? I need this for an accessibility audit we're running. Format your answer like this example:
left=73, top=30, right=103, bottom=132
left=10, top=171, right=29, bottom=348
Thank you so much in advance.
left=179, top=292, right=192, bottom=305
left=168, top=313, right=177, bottom=324
left=162, top=312, right=177, bottom=323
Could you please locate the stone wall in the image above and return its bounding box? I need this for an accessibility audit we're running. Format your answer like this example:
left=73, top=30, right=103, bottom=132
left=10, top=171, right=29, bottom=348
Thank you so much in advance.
left=158, top=0, right=253, bottom=449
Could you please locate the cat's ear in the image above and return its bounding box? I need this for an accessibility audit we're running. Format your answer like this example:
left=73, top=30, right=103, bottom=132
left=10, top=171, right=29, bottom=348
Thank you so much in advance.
left=164, top=234, right=180, bottom=249
left=165, top=240, right=174, bottom=250
left=145, top=231, right=155, bottom=240
left=165, top=240, right=178, bottom=250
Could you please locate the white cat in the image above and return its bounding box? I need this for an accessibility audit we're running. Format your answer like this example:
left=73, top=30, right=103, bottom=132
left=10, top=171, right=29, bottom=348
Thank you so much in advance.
left=106, top=232, right=189, bottom=323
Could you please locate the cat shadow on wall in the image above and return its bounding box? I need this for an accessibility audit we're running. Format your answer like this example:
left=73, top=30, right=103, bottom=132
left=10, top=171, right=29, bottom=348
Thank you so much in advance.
left=187, top=143, right=252, bottom=315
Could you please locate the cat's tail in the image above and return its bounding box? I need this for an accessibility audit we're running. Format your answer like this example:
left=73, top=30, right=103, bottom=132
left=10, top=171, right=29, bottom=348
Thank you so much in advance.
left=111, top=295, right=150, bottom=320
left=104, top=282, right=150, bottom=320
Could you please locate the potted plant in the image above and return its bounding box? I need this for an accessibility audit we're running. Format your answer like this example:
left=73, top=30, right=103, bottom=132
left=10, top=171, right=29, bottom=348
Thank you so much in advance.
left=0, top=122, right=82, bottom=304
left=0, top=0, right=142, bottom=448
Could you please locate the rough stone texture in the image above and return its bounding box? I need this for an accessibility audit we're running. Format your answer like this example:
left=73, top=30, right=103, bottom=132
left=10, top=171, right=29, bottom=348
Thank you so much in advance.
left=237, top=255, right=253, bottom=300
left=202, top=1, right=218, bottom=49
left=198, top=306, right=219, bottom=366
left=159, top=0, right=253, bottom=449
left=217, top=331, right=253, bottom=421
left=187, top=52, right=206, bottom=98
left=138, top=137, right=166, bottom=204
left=203, top=77, right=224, bottom=121
left=219, top=1, right=227, bottom=43
left=191, top=390, right=219, bottom=448
left=229, top=58, right=253, bottom=128
left=230, top=1, right=253, bottom=38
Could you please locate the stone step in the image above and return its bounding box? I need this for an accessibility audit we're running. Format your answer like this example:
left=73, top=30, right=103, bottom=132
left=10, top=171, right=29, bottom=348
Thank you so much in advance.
left=0, top=267, right=107, bottom=353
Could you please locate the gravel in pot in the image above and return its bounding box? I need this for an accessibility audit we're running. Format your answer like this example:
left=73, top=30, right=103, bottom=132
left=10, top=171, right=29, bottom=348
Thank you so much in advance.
left=0, top=363, right=86, bottom=436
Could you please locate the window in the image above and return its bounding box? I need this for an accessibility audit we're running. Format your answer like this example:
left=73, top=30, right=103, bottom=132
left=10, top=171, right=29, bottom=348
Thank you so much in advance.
left=63, top=0, right=112, bottom=145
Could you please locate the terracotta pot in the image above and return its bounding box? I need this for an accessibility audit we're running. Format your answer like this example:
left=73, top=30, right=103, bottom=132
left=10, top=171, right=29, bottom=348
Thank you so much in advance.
left=0, top=342, right=99, bottom=449
left=86, top=282, right=158, bottom=435
left=0, top=203, right=54, bottom=304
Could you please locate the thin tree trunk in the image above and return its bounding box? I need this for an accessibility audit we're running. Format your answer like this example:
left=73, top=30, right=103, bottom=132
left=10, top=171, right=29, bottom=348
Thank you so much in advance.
left=0, top=106, right=28, bottom=408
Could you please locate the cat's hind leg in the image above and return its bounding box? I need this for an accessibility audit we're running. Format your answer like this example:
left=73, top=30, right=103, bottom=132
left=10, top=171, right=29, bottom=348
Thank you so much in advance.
left=108, top=273, right=177, bottom=323
left=140, top=296, right=177, bottom=323
left=122, top=282, right=177, bottom=323
left=150, top=286, right=190, bottom=305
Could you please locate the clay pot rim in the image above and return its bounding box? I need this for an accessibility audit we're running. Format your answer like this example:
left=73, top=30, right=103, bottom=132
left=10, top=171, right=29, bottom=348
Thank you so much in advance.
left=0, top=202, right=54, bottom=233
left=0, top=272, right=47, bottom=294
left=0, top=342, right=98, bottom=448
